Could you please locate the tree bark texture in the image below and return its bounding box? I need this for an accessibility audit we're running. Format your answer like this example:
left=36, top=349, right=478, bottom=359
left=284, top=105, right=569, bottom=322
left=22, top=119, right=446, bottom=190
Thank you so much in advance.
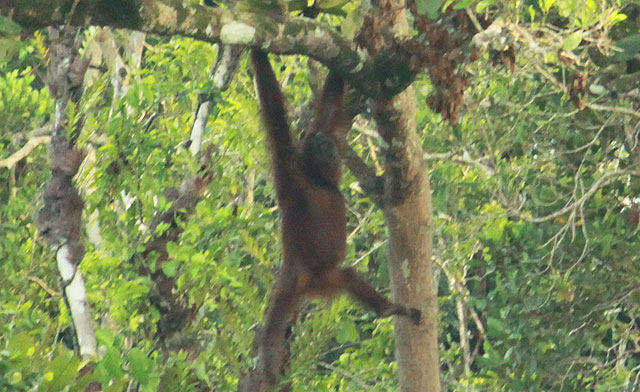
left=37, top=27, right=97, bottom=360
left=377, top=87, right=440, bottom=392
left=0, top=0, right=421, bottom=98
left=361, top=0, right=440, bottom=389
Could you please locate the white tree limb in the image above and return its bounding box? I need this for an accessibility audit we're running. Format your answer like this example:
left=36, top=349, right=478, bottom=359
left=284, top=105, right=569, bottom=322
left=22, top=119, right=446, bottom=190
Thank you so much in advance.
left=0, top=136, right=51, bottom=169
left=57, top=245, right=97, bottom=359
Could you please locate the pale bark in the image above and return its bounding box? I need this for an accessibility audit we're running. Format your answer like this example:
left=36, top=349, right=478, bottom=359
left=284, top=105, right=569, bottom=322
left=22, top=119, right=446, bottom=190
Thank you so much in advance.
left=455, top=267, right=471, bottom=376
left=0, top=0, right=422, bottom=98
left=190, top=44, right=243, bottom=156
left=1, top=1, right=359, bottom=82
left=56, top=245, right=97, bottom=359
left=0, top=136, right=51, bottom=169
left=377, top=87, right=440, bottom=392
left=367, top=0, right=440, bottom=389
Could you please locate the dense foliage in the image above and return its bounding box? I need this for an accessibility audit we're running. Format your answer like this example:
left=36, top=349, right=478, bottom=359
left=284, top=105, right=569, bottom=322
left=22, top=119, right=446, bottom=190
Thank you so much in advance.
left=1, top=0, right=639, bottom=391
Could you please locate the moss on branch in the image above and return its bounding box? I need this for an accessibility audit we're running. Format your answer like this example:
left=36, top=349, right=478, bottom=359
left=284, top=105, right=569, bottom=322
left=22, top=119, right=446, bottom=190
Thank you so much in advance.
left=1, top=0, right=418, bottom=97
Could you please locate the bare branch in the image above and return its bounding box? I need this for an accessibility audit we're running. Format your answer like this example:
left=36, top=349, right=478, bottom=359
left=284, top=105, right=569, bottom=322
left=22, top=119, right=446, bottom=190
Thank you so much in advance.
left=190, top=44, right=243, bottom=156
left=26, top=275, right=61, bottom=297
left=516, top=169, right=640, bottom=223
left=0, top=136, right=51, bottom=169
left=1, top=0, right=411, bottom=97
left=424, top=151, right=495, bottom=176
left=586, top=103, right=640, bottom=118
left=433, top=257, right=487, bottom=342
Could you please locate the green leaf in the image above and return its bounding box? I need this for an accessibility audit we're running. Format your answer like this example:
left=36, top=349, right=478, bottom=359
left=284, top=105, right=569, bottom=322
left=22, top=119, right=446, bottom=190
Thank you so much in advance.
left=484, top=217, right=507, bottom=242
left=336, top=321, right=359, bottom=343
left=158, top=367, right=180, bottom=392
left=95, top=328, right=115, bottom=347
left=198, top=81, right=214, bottom=97
left=609, top=12, right=627, bottom=24
left=319, top=5, right=347, bottom=15
left=487, top=317, right=504, bottom=334
left=236, top=0, right=281, bottom=12
left=610, top=34, right=640, bottom=62
left=528, top=5, right=536, bottom=22
left=69, top=371, right=98, bottom=392
left=39, top=350, right=80, bottom=392
left=317, top=0, right=350, bottom=10
left=128, top=348, right=151, bottom=384
left=8, top=332, right=35, bottom=359
left=562, top=31, right=583, bottom=51
left=473, top=297, right=487, bottom=311
left=166, top=241, right=179, bottom=259
left=477, top=0, right=495, bottom=13
left=103, top=379, right=127, bottom=392
left=0, top=38, right=21, bottom=64
left=452, top=0, right=474, bottom=10
left=341, top=10, right=364, bottom=40
left=0, top=16, right=22, bottom=36
left=416, top=0, right=441, bottom=18
left=161, top=260, right=179, bottom=277
left=10, top=371, right=23, bottom=384
left=539, top=0, right=555, bottom=13
left=101, top=347, right=124, bottom=380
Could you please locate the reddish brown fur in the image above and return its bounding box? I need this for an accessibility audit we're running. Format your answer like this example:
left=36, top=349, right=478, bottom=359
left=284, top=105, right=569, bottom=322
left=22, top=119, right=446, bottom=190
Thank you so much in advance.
left=250, top=51, right=421, bottom=388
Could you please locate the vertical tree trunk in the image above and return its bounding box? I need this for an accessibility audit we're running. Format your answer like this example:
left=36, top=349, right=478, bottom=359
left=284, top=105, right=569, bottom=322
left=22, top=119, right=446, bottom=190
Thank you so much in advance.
left=37, top=27, right=97, bottom=360
left=361, top=0, right=440, bottom=388
left=384, top=189, right=438, bottom=391
left=376, top=88, right=440, bottom=391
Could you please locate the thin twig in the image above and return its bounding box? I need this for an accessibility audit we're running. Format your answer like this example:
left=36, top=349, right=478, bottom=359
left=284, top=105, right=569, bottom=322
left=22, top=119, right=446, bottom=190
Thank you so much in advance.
left=433, top=257, right=487, bottom=341
left=26, top=275, right=61, bottom=297
left=465, top=9, right=483, bottom=33
left=515, top=169, right=640, bottom=223
left=423, top=151, right=495, bottom=176
left=586, top=103, right=640, bottom=118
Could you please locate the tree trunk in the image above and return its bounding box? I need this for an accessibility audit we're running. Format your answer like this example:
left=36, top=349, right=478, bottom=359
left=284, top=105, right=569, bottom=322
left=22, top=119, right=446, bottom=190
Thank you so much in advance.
left=37, top=27, right=98, bottom=360
left=376, top=87, right=440, bottom=391
left=360, top=0, right=440, bottom=387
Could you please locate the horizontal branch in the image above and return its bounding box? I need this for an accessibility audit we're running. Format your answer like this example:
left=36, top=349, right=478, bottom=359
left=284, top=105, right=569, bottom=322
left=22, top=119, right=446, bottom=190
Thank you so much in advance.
left=0, top=135, right=51, bottom=169
left=423, top=151, right=495, bottom=176
left=1, top=0, right=416, bottom=97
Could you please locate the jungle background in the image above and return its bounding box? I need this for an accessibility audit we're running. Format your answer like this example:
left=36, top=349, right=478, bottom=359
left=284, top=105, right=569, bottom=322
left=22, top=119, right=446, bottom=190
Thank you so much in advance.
left=0, top=0, right=639, bottom=391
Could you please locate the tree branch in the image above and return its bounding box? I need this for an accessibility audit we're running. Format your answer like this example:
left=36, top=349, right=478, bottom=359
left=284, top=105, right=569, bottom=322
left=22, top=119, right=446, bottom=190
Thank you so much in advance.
left=138, top=173, right=212, bottom=341
left=345, top=148, right=384, bottom=201
left=190, top=44, right=243, bottom=155
left=1, top=0, right=416, bottom=97
left=0, top=135, right=51, bottom=169
left=423, top=151, right=495, bottom=176
left=26, top=275, right=61, bottom=297
left=515, top=169, right=640, bottom=223
left=433, top=257, right=487, bottom=347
